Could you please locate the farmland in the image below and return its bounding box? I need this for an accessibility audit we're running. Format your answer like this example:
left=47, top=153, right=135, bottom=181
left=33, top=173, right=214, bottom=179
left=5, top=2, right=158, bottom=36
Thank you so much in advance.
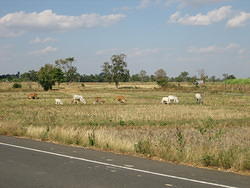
left=0, top=82, right=250, bottom=174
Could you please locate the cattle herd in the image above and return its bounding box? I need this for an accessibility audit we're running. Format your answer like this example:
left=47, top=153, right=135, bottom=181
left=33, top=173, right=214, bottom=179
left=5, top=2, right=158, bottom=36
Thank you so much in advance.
left=27, top=93, right=203, bottom=105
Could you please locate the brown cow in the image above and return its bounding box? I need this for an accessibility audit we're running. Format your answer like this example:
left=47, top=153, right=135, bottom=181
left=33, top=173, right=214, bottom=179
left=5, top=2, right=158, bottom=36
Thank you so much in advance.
left=27, top=93, right=39, bottom=99
left=114, top=96, right=126, bottom=103
left=93, top=97, right=105, bottom=104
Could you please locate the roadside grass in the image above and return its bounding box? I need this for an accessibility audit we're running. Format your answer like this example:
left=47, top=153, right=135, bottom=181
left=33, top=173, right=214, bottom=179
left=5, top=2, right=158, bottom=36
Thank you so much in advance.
left=0, top=82, right=250, bottom=173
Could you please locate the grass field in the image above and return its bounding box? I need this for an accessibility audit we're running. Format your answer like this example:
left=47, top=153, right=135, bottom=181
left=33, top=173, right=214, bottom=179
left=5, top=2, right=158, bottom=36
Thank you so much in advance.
left=0, top=82, right=250, bottom=174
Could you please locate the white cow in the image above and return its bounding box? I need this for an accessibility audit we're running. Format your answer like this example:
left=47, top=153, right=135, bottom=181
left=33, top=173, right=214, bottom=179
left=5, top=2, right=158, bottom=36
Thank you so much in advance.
left=72, top=95, right=87, bottom=104
left=161, top=95, right=179, bottom=104
left=195, top=93, right=203, bottom=104
left=55, top=99, right=63, bottom=105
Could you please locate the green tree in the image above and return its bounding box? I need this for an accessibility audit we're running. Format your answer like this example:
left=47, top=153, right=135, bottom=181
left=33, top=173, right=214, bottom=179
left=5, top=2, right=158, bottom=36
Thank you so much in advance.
left=102, top=54, right=130, bottom=88
left=222, top=73, right=236, bottom=80
left=175, top=71, right=189, bottom=86
left=21, top=70, right=38, bottom=81
left=53, top=68, right=64, bottom=86
left=177, top=71, right=189, bottom=82
left=102, top=62, right=112, bottom=82
left=37, top=64, right=58, bottom=91
left=130, top=74, right=140, bottom=81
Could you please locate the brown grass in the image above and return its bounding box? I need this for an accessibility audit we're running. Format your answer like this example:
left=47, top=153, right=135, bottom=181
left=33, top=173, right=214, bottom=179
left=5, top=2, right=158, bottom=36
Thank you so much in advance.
left=0, top=81, right=250, bottom=173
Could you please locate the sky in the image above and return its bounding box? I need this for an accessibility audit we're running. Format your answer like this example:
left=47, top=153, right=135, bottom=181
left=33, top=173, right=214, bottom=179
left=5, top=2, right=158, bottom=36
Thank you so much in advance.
left=0, top=0, right=250, bottom=78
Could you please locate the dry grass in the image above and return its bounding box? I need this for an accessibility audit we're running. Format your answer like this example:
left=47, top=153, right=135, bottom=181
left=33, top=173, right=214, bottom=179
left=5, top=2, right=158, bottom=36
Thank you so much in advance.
left=0, top=82, right=250, bottom=173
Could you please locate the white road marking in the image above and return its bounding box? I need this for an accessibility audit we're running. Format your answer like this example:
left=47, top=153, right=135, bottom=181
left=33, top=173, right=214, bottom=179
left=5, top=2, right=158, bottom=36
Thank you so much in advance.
left=124, top=164, right=134, bottom=168
left=165, top=184, right=173, bottom=187
left=0, top=142, right=238, bottom=188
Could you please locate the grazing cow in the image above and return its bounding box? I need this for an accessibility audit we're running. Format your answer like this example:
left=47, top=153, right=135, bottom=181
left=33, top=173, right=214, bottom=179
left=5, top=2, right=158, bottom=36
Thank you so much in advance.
left=72, top=95, right=87, bottom=104
left=55, top=99, right=63, bottom=105
left=161, top=95, right=179, bottom=104
left=27, top=93, right=39, bottom=99
left=93, top=97, right=105, bottom=104
left=195, top=93, right=203, bottom=104
left=115, top=96, right=127, bottom=103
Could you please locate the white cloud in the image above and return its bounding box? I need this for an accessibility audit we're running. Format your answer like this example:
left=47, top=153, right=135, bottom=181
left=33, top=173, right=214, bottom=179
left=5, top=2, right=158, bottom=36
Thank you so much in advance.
left=188, top=46, right=223, bottom=53
left=169, top=6, right=232, bottom=25
left=176, top=57, right=201, bottom=62
left=175, top=0, right=230, bottom=7
left=137, top=0, right=156, bottom=9
left=0, top=27, right=24, bottom=38
left=96, top=47, right=164, bottom=57
left=0, top=10, right=126, bottom=37
left=188, top=43, right=240, bottom=54
left=114, top=0, right=228, bottom=12
left=225, top=43, right=240, bottom=49
left=238, top=48, right=247, bottom=55
left=96, top=48, right=119, bottom=55
left=30, top=37, right=56, bottom=44
left=227, top=12, right=250, bottom=28
left=113, top=6, right=132, bottom=12
left=135, top=0, right=230, bottom=9
left=30, top=46, right=57, bottom=55
left=127, top=48, right=162, bottom=57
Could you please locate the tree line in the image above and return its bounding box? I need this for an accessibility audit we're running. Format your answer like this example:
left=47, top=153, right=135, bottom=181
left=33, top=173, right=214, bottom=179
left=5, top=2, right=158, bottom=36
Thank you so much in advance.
left=0, top=54, right=236, bottom=90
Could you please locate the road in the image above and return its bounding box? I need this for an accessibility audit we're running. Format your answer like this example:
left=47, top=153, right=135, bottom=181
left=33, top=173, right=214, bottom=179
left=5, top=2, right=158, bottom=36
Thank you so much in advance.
left=0, top=135, right=249, bottom=188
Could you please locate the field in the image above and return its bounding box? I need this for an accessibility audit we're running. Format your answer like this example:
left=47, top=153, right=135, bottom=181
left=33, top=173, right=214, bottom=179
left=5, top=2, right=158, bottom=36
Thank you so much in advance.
left=0, top=82, right=250, bottom=174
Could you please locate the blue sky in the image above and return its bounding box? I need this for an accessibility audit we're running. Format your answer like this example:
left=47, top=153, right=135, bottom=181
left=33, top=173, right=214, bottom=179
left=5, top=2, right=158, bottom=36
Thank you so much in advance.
left=0, top=0, right=250, bottom=78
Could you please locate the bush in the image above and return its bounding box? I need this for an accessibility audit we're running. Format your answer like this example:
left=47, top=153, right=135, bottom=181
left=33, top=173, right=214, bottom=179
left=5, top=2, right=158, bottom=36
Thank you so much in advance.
left=201, top=154, right=218, bottom=167
left=156, top=79, right=168, bottom=88
left=134, top=140, right=153, bottom=156
left=12, top=83, right=22, bottom=88
left=88, top=131, right=96, bottom=146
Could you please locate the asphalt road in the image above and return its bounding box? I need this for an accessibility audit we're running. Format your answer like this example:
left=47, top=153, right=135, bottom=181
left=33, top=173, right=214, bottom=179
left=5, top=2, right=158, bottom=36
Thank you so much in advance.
left=0, top=135, right=249, bottom=188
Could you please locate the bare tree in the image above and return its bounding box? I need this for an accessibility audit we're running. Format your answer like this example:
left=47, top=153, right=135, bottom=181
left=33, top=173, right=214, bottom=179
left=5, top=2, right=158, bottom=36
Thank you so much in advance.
left=155, top=69, right=167, bottom=80
left=139, top=70, right=147, bottom=82
left=197, top=69, right=208, bottom=83
left=154, top=69, right=168, bottom=88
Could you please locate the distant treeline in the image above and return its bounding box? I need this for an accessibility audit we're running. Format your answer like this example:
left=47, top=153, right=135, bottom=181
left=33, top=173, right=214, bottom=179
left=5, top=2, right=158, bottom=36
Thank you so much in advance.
left=0, top=70, right=230, bottom=83
left=0, top=55, right=238, bottom=86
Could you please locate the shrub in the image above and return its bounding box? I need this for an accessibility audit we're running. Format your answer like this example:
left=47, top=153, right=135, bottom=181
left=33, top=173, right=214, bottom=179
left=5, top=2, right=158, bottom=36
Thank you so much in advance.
left=12, top=83, right=22, bottom=88
left=156, top=79, right=168, bottom=88
left=134, top=140, right=153, bottom=156
left=119, top=120, right=126, bottom=126
left=175, top=127, right=185, bottom=152
left=201, top=154, right=218, bottom=167
left=88, top=131, right=96, bottom=146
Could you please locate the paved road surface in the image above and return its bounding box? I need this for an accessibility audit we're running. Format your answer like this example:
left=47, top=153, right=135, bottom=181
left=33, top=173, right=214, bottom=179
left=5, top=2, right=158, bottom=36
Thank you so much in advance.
left=0, top=135, right=249, bottom=188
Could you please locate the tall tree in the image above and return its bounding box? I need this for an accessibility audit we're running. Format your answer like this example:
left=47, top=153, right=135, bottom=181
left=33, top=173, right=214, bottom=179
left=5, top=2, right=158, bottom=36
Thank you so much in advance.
left=102, top=54, right=130, bottom=88
left=155, top=69, right=167, bottom=79
left=177, top=71, right=189, bottom=82
left=197, top=69, right=208, bottom=83
left=154, top=69, right=168, bottom=88
left=102, top=62, right=113, bottom=82
left=139, top=70, right=147, bottom=82
left=55, top=57, right=78, bottom=82
left=53, top=68, right=64, bottom=86
left=37, top=64, right=58, bottom=91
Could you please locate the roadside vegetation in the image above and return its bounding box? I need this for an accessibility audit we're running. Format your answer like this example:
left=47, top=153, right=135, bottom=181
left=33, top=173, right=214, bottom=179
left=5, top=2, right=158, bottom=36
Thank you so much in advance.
left=0, top=81, right=250, bottom=174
